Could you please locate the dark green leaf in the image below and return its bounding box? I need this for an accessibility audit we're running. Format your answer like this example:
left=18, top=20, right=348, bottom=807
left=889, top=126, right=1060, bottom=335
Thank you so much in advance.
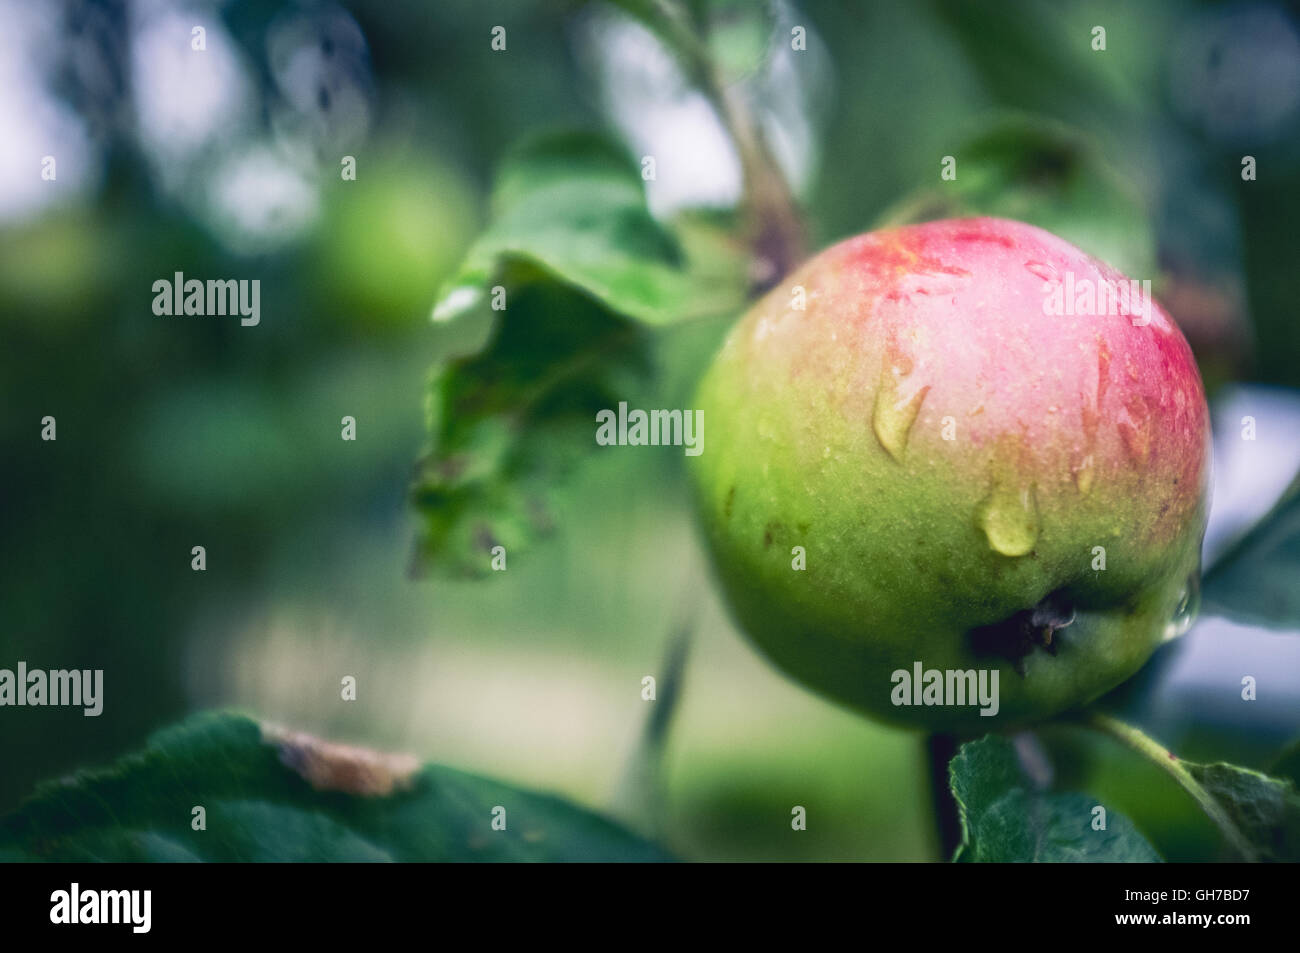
left=1270, top=739, right=1300, bottom=788
left=927, top=0, right=1148, bottom=130
left=1202, top=475, right=1300, bottom=629
left=950, top=735, right=1161, bottom=862
left=1184, top=761, right=1300, bottom=862
left=0, top=712, right=673, bottom=862
left=415, top=275, right=652, bottom=575
left=876, top=115, right=1156, bottom=279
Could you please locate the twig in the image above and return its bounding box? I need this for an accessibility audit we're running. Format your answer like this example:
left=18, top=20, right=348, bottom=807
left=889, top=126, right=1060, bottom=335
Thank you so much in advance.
left=1083, top=711, right=1256, bottom=861
left=648, top=0, right=807, bottom=286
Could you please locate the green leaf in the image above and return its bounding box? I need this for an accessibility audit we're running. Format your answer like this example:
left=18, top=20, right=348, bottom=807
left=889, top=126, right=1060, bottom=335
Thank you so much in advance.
left=927, top=0, right=1151, bottom=125
left=875, top=115, right=1156, bottom=279
left=0, top=712, right=673, bottom=862
left=1202, top=474, right=1300, bottom=629
left=1184, top=761, right=1300, bottom=862
left=431, top=130, right=746, bottom=329
left=415, top=130, right=747, bottom=575
left=949, top=735, right=1161, bottom=862
left=414, top=276, right=651, bottom=575
left=698, top=0, right=780, bottom=82
left=1270, top=739, right=1300, bottom=788
left=601, top=0, right=779, bottom=87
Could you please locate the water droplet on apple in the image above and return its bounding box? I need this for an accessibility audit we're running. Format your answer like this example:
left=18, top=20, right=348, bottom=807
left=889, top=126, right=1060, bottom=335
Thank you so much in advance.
left=977, top=481, right=1040, bottom=556
left=1024, top=260, right=1058, bottom=283
left=1162, top=571, right=1201, bottom=641
left=1117, top=396, right=1151, bottom=465
left=1074, top=454, right=1095, bottom=494
left=872, top=350, right=930, bottom=462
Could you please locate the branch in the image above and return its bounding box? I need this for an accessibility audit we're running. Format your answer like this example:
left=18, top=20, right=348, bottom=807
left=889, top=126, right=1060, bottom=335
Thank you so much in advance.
left=642, top=0, right=807, bottom=286
left=1083, top=711, right=1256, bottom=860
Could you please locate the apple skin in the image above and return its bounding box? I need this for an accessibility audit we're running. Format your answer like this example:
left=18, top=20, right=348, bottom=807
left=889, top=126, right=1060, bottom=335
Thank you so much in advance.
left=689, top=217, right=1211, bottom=730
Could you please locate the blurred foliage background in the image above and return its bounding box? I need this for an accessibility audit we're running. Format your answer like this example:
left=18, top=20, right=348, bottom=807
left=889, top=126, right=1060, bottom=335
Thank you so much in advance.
left=3, top=0, right=1299, bottom=861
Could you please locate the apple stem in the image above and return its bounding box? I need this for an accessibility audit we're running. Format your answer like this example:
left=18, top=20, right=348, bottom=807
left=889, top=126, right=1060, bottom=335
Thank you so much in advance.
left=643, top=0, right=807, bottom=286
left=612, top=578, right=700, bottom=838
left=1083, top=711, right=1257, bottom=861
left=707, top=78, right=808, bottom=288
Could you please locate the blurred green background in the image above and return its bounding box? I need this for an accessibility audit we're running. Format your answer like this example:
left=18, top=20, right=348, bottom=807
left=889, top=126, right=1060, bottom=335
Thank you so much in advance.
left=3, top=0, right=1299, bottom=861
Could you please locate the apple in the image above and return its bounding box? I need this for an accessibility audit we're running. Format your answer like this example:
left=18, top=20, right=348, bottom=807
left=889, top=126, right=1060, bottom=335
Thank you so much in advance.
left=689, top=217, right=1210, bottom=730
